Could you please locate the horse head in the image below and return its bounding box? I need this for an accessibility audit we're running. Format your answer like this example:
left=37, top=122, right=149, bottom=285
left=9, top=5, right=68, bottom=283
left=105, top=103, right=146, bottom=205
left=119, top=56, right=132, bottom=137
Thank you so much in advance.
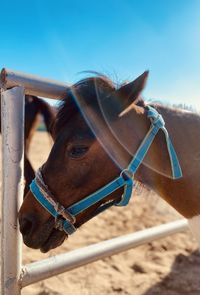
left=18, top=72, right=153, bottom=252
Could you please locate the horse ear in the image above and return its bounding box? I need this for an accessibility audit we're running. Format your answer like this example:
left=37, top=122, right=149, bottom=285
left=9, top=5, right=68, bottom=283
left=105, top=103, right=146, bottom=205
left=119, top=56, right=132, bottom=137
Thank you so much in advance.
left=115, top=71, right=149, bottom=109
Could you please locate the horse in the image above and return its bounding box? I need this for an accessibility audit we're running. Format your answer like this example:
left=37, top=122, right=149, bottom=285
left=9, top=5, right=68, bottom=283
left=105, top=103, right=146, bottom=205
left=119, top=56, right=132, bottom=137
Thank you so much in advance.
left=0, top=95, right=56, bottom=195
left=18, top=71, right=200, bottom=252
left=23, top=95, right=56, bottom=195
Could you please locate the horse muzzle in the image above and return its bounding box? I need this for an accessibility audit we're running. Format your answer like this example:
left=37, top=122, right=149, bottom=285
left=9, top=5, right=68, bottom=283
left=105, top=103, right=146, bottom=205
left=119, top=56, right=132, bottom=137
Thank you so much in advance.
left=18, top=191, right=67, bottom=252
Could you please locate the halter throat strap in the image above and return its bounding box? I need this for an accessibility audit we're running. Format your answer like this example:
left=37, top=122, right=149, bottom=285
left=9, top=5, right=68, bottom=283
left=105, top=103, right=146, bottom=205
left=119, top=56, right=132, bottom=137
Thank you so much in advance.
left=30, top=105, right=182, bottom=235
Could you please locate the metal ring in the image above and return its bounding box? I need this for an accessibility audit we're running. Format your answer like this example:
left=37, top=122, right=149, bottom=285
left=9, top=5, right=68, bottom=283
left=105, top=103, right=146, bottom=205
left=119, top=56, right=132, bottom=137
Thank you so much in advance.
left=120, top=169, right=133, bottom=181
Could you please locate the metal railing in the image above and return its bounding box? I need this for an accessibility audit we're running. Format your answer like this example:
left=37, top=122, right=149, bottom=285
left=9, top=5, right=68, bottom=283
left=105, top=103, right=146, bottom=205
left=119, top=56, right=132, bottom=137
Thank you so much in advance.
left=0, top=68, right=189, bottom=295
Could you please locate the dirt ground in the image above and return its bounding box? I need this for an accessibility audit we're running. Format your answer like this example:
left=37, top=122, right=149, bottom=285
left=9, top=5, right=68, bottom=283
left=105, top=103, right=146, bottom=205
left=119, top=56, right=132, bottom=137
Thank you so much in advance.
left=1, top=131, right=200, bottom=295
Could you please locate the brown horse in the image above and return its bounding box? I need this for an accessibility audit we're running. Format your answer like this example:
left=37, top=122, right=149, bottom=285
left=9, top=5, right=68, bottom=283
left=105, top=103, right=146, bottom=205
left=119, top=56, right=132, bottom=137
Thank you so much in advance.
left=1, top=95, right=56, bottom=195
left=18, top=72, right=200, bottom=252
left=23, top=95, right=56, bottom=195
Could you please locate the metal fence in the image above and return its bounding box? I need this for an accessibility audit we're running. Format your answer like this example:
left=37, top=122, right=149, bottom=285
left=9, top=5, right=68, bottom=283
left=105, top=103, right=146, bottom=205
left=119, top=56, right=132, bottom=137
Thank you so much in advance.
left=0, top=68, right=189, bottom=295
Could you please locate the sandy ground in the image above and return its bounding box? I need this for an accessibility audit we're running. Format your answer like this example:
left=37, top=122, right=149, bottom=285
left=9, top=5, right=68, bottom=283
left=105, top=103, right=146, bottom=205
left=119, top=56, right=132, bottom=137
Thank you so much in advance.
left=1, top=131, right=200, bottom=295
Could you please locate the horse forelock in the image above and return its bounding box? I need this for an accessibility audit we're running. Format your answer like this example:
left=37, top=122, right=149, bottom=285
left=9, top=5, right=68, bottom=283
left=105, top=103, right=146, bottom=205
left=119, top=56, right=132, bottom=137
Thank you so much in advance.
left=53, top=75, right=145, bottom=136
left=53, top=76, right=115, bottom=135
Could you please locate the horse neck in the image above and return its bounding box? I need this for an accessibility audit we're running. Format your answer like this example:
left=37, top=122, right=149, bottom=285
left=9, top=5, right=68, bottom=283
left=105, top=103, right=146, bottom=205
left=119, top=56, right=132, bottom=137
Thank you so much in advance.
left=34, top=97, right=56, bottom=138
left=119, top=104, right=200, bottom=218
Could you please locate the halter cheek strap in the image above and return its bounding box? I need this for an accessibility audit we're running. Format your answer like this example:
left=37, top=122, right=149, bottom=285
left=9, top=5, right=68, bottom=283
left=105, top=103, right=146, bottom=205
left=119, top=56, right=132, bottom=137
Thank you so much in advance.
left=30, top=105, right=182, bottom=236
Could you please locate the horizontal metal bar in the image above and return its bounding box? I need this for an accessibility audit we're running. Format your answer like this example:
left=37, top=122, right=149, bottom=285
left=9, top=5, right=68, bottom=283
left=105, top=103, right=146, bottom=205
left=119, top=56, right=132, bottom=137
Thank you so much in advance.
left=0, top=68, right=70, bottom=99
left=20, top=219, right=188, bottom=288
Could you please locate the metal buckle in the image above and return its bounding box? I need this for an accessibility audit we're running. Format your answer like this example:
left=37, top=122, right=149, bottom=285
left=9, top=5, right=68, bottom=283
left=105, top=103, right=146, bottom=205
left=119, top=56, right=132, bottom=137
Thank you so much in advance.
left=62, top=210, right=76, bottom=224
left=55, top=203, right=76, bottom=224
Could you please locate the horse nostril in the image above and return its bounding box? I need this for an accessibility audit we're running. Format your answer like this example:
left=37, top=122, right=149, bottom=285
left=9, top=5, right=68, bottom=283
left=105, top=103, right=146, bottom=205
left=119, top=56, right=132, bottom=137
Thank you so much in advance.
left=19, top=215, right=35, bottom=236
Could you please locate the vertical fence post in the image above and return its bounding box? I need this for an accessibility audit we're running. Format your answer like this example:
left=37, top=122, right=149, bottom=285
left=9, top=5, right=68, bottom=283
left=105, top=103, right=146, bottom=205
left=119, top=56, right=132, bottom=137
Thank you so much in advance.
left=1, top=86, right=24, bottom=295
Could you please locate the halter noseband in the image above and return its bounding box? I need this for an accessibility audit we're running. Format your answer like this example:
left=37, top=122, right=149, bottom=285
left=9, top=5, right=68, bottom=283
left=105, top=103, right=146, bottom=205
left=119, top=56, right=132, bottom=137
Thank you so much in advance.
left=30, top=106, right=182, bottom=235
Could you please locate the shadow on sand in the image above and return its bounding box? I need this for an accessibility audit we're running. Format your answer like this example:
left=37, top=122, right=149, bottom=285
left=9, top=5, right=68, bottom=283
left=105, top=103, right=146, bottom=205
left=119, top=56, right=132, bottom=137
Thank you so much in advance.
left=143, top=250, right=200, bottom=295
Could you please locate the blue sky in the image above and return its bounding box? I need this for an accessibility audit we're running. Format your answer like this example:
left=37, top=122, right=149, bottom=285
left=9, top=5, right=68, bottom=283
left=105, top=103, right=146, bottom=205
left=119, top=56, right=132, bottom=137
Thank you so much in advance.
left=1, top=0, right=200, bottom=108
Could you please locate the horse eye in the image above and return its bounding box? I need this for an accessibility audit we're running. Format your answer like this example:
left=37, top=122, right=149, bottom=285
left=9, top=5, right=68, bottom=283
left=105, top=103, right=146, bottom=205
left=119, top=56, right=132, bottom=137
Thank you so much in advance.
left=68, top=146, right=89, bottom=158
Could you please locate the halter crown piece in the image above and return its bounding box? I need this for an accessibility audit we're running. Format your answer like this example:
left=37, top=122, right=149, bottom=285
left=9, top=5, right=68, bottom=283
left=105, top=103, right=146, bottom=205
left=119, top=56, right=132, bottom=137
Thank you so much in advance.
left=30, top=106, right=182, bottom=235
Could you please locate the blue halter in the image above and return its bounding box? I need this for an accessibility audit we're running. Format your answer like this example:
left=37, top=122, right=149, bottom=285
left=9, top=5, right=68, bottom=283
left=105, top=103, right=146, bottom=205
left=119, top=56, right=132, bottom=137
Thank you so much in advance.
left=30, top=105, right=182, bottom=235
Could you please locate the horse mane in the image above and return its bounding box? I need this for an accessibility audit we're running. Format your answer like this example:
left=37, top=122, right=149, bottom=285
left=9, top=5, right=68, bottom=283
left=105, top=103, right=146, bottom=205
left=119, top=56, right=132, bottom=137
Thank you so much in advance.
left=53, top=75, right=145, bottom=136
